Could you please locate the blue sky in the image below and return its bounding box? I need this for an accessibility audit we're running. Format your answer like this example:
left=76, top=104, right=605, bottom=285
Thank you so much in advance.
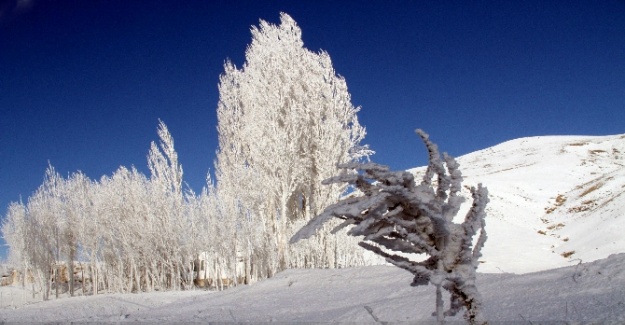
left=1, top=0, right=624, bottom=221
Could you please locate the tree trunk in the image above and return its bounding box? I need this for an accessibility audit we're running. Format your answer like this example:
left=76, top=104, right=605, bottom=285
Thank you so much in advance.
left=334, top=236, right=339, bottom=269
left=54, top=265, right=59, bottom=299
left=22, top=265, right=26, bottom=289
left=245, top=255, right=251, bottom=285
left=81, top=262, right=85, bottom=295
left=68, top=259, right=74, bottom=297
left=133, top=262, right=141, bottom=293
left=31, top=270, right=36, bottom=299
left=92, top=262, right=98, bottom=295
left=278, top=194, right=289, bottom=271
left=44, top=268, right=50, bottom=301
left=435, top=256, right=446, bottom=325
left=436, top=284, right=444, bottom=325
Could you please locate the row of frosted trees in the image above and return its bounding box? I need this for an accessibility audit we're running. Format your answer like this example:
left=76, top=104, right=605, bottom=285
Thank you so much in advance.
left=3, top=122, right=210, bottom=298
left=2, top=13, right=376, bottom=298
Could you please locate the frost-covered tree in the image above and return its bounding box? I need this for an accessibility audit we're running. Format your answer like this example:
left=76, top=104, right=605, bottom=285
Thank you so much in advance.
left=147, top=120, right=188, bottom=290
left=60, top=171, right=92, bottom=296
left=1, top=166, right=88, bottom=299
left=15, top=165, right=68, bottom=300
left=292, top=130, right=489, bottom=324
left=1, top=120, right=212, bottom=297
left=148, top=119, right=183, bottom=198
left=215, top=12, right=371, bottom=274
left=2, top=201, right=30, bottom=289
left=69, top=172, right=100, bottom=295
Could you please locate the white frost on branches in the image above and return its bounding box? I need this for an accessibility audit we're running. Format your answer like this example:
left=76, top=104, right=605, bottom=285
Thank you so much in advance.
left=1, top=121, right=205, bottom=297
left=215, top=12, right=372, bottom=274
left=292, top=129, right=489, bottom=324
left=148, top=119, right=183, bottom=197
left=2, top=12, right=378, bottom=298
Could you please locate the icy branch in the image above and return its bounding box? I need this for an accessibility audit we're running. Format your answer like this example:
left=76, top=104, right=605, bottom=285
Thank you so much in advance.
left=291, top=129, right=489, bottom=324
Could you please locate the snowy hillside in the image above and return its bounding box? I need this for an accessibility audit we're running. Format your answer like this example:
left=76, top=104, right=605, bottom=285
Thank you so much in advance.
left=409, top=133, right=625, bottom=273
left=1, top=253, right=624, bottom=323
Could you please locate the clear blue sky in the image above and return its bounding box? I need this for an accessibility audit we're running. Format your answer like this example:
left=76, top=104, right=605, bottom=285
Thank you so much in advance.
left=1, top=1, right=624, bottom=219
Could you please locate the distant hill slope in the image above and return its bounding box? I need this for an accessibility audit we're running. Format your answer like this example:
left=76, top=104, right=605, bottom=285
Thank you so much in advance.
left=410, top=133, right=625, bottom=274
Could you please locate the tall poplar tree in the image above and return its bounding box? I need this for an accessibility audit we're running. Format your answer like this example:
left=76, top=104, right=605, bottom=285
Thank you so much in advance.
left=215, top=13, right=371, bottom=273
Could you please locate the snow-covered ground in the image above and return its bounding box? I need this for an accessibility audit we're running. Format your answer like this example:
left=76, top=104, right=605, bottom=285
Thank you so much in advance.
left=1, top=133, right=623, bottom=322
left=1, top=253, right=624, bottom=323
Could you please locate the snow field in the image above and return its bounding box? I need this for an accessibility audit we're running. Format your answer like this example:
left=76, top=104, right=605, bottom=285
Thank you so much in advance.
left=1, top=253, right=624, bottom=323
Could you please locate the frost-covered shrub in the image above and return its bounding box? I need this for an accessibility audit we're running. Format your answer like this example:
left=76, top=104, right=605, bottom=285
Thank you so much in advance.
left=291, top=129, right=488, bottom=324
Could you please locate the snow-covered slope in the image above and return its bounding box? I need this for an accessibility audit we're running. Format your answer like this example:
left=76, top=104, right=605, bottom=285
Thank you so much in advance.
left=409, top=133, right=625, bottom=273
left=1, top=253, right=624, bottom=323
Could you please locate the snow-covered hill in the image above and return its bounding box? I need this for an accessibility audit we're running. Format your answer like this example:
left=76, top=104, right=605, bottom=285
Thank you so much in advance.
left=409, top=133, right=625, bottom=273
